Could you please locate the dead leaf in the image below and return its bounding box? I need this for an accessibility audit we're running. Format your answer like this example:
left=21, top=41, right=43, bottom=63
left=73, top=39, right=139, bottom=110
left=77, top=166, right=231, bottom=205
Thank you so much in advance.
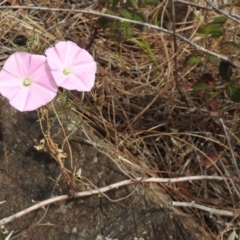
left=179, top=82, right=192, bottom=90
left=6, top=0, right=25, bottom=14
left=200, top=151, right=218, bottom=168
left=207, top=100, right=220, bottom=112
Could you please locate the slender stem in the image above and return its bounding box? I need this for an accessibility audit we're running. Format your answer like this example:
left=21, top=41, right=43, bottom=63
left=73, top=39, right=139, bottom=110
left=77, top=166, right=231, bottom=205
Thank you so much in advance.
left=170, top=201, right=234, bottom=217
left=170, top=0, right=187, bottom=106
left=0, top=6, right=239, bottom=68
left=0, top=176, right=227, bottom=226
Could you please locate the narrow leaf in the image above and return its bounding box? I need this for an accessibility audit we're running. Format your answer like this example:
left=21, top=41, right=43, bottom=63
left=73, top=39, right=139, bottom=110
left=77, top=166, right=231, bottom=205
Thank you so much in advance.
left=226, top=83, right=240, bottom=102
left=109, top=0, right=119, bottom=7
left=130, top=38, right=158, bottom=64
left=119, top=9, right=132, bottom=19
left=210, top=16, right=227, bottom=24
left=185, top=55, right=202, bottom=65
left=144, top=0, right=158, bottom=4
left=219, top=60, right=232, bottom=82
left=130, top=0, right=139, bottom=9
left=198, top=24, right=223, bottom=38
left=193, top=81, right=215, bottom=91
left=133, top=13, right=144, bottom=22
left=208, top=91, right=221, bottom=99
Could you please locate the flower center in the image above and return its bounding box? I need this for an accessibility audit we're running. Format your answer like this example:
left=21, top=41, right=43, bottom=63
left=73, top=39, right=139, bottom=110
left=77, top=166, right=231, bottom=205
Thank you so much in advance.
left=63, top=67, right=72, bottom=76
left=22, top=78, right=32, bottom=87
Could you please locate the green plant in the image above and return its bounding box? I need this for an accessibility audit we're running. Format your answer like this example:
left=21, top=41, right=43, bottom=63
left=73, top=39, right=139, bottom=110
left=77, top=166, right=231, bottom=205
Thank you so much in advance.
left=197, top=17, right=227, bottom=38
left=130, top=37, right=158, bottom=64
left=193, top=60, right=240, bottom=102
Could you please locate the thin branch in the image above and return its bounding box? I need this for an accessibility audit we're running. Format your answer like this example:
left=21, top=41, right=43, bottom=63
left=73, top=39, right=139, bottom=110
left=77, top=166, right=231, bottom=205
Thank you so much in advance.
left=176, top=0, right=240, bottom=21
left=205, top=0, right=240, bottom=24
left=174, top=0, right=213, bottom=10
left=50, top=103, right=74, bottom=170
left=40, top=5, right=75, bottom=38
left=219, top=118, right=240, bottom=201
left=0, top=6, right=239, bottom=68
left=220, top=118, right=240, bottom=179
left=0, top=176, right=227, bottom=226
left=5, top=230, right=14, bottom=240
left=170, top=201, right=235, bottom=217
left=171, top=0, right=184, bottom=101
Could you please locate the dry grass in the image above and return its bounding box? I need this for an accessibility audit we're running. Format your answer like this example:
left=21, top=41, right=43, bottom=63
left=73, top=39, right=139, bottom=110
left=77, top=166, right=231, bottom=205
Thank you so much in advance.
left=1, top=0, right=240, bottom=239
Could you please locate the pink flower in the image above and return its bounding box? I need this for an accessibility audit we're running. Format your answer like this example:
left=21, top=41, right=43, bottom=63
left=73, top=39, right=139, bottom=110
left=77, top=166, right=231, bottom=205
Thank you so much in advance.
left=45, top=41, right=96, bottom=91
left=0, top=52, right=58, bottom=111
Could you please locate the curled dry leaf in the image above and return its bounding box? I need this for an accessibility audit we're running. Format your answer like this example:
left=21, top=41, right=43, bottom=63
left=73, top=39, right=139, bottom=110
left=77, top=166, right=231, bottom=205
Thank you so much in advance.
left=6, top=0, right=21, bottom=5
left=207, top=100, right=220, bottom=112
left=6, top=0, right=25, bottom=14
left=199, top=151, right=218, bottom=169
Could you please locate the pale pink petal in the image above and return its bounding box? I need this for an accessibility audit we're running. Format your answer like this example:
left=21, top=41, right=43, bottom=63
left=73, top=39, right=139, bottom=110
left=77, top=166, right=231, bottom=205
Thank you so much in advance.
left=9, top=83, right=57, bottom=111
left=50, top=60, right=96, bottom=91
left=46, top=41, right=96, bottom=91
left=45, top=41, right=81, bottom=70
left=72, top=62, right=97, bottom=91
left=61, top=75, right=89, bottom=91
left=9, top=88, right=30, bottom=111
left=45, top=40, right=97, bottom=91
left=47, top=41, right=90, bottom=68
left=0, top=52, right=58, bottom=111
left=28, top=54, right=50, bottom=76
left=54, top=41, right=72, bottom=65
left=48, top=70, right=67, bottom=86
left=66, top=42, right=82, bottom=66
left=72, top=48, right=95, bottom=66
left=45, top=46, right=65, bottom=71
left=49, top=68, right=95, bottom=91
left=0, top=71, right=22, bottom=99
left=29, top=62, right=58, bottom=90
left=2, top=52, right=30, bottom=79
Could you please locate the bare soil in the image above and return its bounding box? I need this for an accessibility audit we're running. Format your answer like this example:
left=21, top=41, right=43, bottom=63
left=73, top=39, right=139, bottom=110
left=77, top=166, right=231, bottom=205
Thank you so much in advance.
left=0, top=97, right=212, bottom=240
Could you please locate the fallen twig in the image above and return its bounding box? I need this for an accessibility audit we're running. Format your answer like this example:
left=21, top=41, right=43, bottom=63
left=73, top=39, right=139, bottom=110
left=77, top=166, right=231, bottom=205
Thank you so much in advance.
left=0, top=176, right=227, bottom=226
left=0, top=6, right=239, bottom=68
left=170, top=201, right=235, bottom=217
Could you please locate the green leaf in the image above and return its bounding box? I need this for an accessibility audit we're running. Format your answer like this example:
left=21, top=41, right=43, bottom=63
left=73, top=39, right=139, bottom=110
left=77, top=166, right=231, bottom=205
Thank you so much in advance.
left=133, top=13, right=144, bottom=22
left=10, top=40, right=24, bottom=50
left=119, top=22, right=132, bottom=39
left=143, top=0, right=158, bottom=4
left=152, top=8, right=160, bottom=26
left=186, top=55, right=202, bottom=65
left=210, top=16, right=227, bottom=24
left=226, top=83, right=240, bottom=102
left=198, top=24, right=223, bottom=38
left=208, top=91, right=221, bottom=99
left=119, top=9, right=132, bottom=19
left=119, top=21, right=131, bottom=29
left=193, top=81, right=215, bottom=91
left=153, top=16, right=160, bottom=26
left=130, top=38, right=158, bottom=64
left=109, top=0, right=119, bottom=7
left=105, top=9, right=116, bottom=16
left=130, top=0, right=139, bottom=9
left=219, top=60, right=232, bottom=82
